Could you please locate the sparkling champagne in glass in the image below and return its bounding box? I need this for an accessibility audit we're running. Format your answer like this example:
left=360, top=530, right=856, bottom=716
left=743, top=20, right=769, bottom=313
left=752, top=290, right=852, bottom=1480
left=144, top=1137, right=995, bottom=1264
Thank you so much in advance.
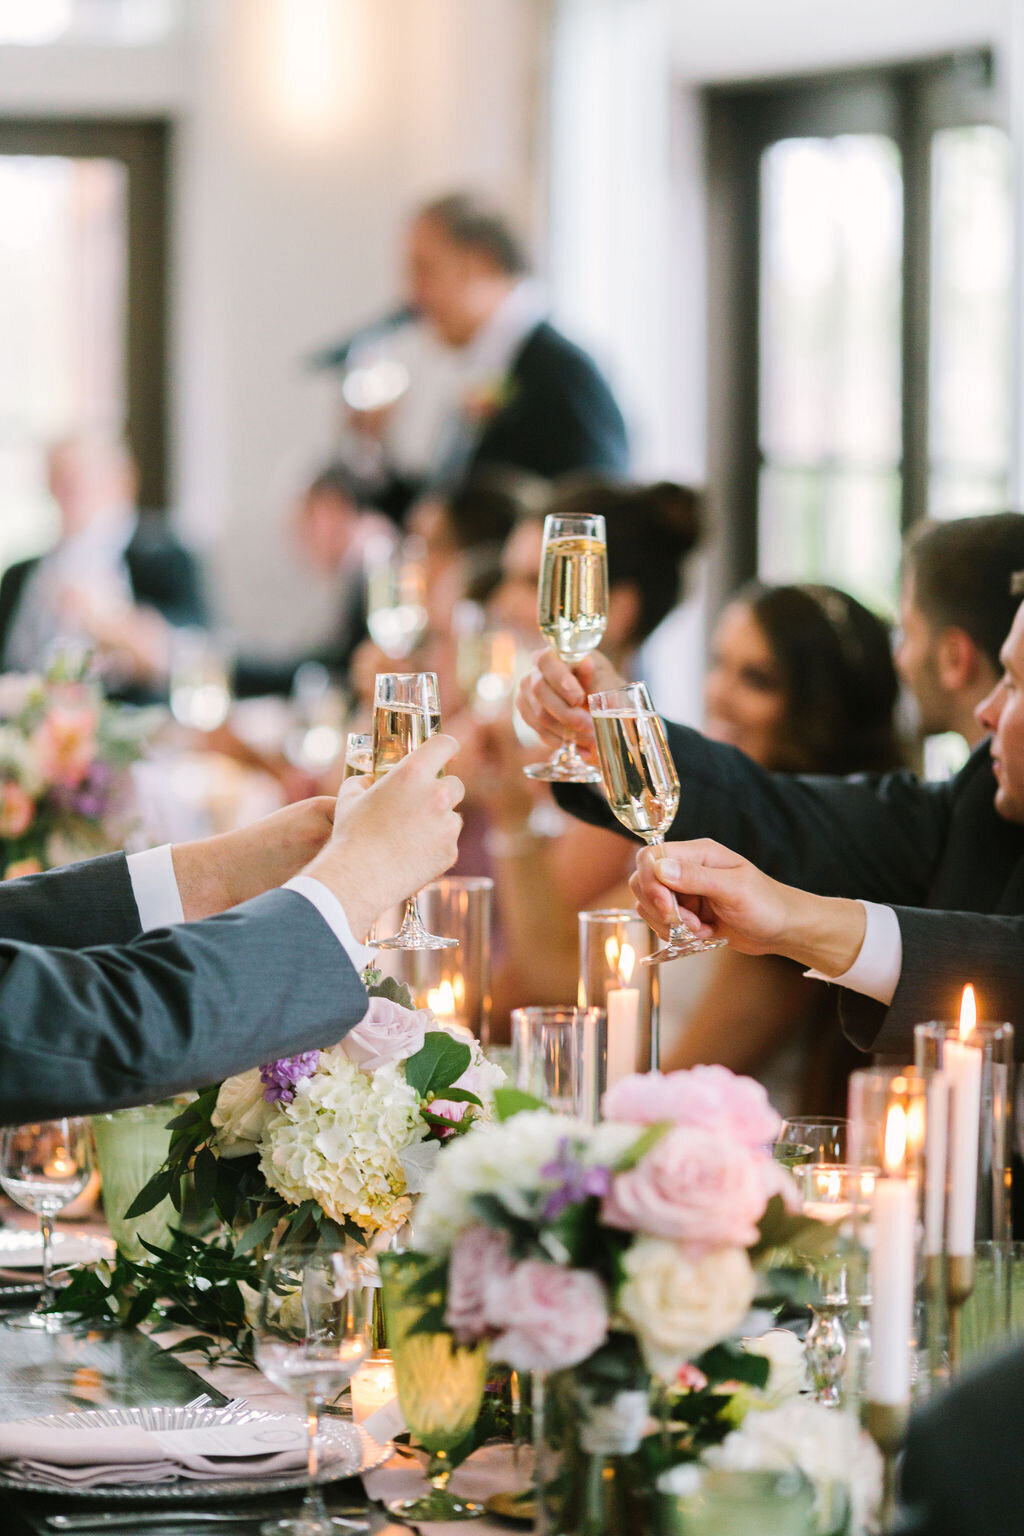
left=0, top=1119, right=92, bottom=1331
left=370, top=672, right=456, bottom=951
left=590, top=682, right=726, bottom=964
left=365, top=538, right=429, bottom=660
left=524, top=513, right=607, bottom=783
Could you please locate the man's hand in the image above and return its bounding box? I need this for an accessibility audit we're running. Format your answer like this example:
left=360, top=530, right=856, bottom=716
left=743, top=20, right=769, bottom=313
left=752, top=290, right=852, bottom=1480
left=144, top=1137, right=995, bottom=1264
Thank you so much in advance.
left=629, top=838, right=867, bottom=977
left=173, top=797, right=337, bottom=920
left=515, top=649, right=625, bottom=750
left=304, top=734, right=464, bottom=942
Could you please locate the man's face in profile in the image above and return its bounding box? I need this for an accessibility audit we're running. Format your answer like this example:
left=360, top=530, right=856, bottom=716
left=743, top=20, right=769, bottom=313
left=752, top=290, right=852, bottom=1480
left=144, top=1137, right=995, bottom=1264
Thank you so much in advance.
left=977, top=602, right=1024, bottom=824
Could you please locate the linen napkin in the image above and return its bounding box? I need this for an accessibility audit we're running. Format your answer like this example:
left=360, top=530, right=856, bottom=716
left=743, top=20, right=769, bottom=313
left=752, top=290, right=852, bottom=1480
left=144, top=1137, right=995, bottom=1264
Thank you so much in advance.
left=0, top=1416, right=361, bottom=1489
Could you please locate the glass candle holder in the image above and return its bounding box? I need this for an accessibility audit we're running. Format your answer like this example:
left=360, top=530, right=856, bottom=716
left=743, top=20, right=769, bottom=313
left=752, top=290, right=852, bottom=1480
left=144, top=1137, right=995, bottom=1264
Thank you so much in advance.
left=794, top=1163, right=877, bottom=1408
left=511, top=1006, right=606, bottom=1122
left=92, top=1100, right=180, bottom=1261
left=578, top=909, right=660, bottom=1083
left=376, top=877, right=493, bottom=1043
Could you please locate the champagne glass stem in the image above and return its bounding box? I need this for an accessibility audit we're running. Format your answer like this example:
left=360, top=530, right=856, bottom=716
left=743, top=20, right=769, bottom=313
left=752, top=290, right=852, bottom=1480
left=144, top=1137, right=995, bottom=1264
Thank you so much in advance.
left=428, top=1450, right=452, bottom=1494
left=645, top=833, right=695, bottom=952
left=40, top=1213, right=55, bottom=1310
left=301, top=1399, right=330, bottom=1527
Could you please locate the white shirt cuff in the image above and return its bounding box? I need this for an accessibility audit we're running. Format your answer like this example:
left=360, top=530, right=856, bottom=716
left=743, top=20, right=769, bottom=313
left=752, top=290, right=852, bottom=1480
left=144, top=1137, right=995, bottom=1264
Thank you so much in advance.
left=283, top=875, right=371, bottom=977
left=126, top=844, right=185, bottom=931
left=804, top=900, right=903, bottom=1006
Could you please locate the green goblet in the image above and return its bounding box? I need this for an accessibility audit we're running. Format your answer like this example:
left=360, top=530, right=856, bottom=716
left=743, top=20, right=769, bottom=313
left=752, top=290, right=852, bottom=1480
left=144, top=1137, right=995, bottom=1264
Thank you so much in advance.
left=380, top=1251, right=488, bottom=1521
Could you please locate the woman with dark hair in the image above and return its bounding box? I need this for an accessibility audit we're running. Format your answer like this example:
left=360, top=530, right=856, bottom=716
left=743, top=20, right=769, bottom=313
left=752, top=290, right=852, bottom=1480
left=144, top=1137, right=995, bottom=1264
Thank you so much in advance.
left=662, top=580, right=904, bottom=1111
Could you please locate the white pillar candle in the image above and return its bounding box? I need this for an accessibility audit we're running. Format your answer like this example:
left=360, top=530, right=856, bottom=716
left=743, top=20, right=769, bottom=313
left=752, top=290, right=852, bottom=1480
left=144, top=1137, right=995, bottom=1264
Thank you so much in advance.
left=924, top=1071, right=949, bottom=1257
left=605, top=986, right=639, bottom=1089
left=869, top=1177, right=916, bottom=1404
left=945, top=1039, right=982, bottom=1256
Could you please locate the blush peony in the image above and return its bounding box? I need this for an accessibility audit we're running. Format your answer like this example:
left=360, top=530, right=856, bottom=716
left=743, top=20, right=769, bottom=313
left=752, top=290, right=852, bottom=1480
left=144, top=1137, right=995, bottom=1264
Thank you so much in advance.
left=31, top=704, right=99, bottom=790
left=617, top=1239, right=756, bottom=1376
left=488, top=1260, right=609, bottom=1371
left=339, top=997, right=431, bottom=1073
left=0, top=782, right=34, bottom=839
left=602, top=1065, right=780, bottom=1148
left=601, top=1125, right=770, bottom=1250
left=445, top=1224, right=514, bottom=1344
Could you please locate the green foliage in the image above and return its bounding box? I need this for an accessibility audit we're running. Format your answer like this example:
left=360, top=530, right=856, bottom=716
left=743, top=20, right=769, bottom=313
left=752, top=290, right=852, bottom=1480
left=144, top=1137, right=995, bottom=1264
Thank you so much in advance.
left=405, top=1032, right=471, bottom=1098
left=493, top=1087, right=547, bottom=1121
left=751, top=1194, right=837, bottom=1263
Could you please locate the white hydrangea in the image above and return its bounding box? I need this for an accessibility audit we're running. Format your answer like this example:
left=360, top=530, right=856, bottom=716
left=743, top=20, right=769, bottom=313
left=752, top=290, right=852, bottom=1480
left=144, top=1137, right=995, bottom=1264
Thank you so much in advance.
left=259, top=1047, right=426, bottom=1237
left=413, top=1110, right=584, bottom=1254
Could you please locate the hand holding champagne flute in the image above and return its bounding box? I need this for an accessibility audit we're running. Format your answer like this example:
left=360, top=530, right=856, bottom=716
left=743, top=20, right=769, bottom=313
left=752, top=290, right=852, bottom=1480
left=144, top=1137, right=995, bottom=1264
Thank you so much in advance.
left=370, top=672, right=457, bottom=950
left=524, top=513, right=608, bottom=783
left=590, top=683, right=726, bottom=964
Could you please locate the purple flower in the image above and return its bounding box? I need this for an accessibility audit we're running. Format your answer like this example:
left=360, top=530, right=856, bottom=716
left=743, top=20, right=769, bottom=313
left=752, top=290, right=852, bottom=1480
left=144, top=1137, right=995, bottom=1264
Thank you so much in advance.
left=259, top=1052, right=320, bottom=1104
left=540, top=1138, right=612, bottom=1221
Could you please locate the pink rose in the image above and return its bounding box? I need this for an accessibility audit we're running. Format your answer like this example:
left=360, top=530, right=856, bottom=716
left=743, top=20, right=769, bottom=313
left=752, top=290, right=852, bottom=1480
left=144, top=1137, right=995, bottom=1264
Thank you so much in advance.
left=488, top=1260, right=609, bottom=1372
left=602, top=1066, right=780, bottom=1148
left=427, top=1100, right=469, bottom=1138
left=445, top=1225, right=514, bottom=1344
left=602, top=1125, right=770, bottom=1252
left=0, top=782, right=35, bottom=839
left=339, top=997, right=430, bottom=1073
left=31, top=705, right=98, bottom=789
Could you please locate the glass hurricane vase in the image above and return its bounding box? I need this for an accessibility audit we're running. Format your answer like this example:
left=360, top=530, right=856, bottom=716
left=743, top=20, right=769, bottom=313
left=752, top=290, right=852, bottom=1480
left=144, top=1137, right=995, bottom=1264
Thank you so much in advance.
left=533, top=1358, right=650, bottom=1536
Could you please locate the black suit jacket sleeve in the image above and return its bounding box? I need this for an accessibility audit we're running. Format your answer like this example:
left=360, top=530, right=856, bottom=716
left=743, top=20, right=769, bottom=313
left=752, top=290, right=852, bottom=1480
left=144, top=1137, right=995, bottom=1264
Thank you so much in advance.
left=556, top=721, right=954, bottom=905
left=0, top=889, right=368, bottom=1123
left=0, top=853, right=141, bottom=948
left=839, top=906, right=1024, bottom=1058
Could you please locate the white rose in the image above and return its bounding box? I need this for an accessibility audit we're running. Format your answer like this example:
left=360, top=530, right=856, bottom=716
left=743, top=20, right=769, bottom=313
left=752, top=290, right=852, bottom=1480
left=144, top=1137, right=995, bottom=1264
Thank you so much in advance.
left=211, top=1069, right=278, bottom=1158
left=617, top=1239, right=756, bottom=1377
left=743, top=1329, right=807, bottom=1405
left=339, top=998, right=431, bottom=1073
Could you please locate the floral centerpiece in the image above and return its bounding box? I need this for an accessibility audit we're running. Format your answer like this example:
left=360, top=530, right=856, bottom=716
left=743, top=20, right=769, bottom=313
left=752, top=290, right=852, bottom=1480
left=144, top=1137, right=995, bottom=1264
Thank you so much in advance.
left=0, top=659, right=153, bottom=878
left=394, top=1066, right=836, bottom=1534
left=59, top=974, right=505, bottom=1359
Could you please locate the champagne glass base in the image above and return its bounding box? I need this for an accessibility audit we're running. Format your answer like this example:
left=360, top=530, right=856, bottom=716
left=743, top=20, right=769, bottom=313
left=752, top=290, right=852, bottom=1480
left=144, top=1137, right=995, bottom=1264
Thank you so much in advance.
left=641, top=936, right=727, bottom=965
left=387, top=1493, right=484, bottom=1522
left=523, top=759, right=602, bottom=784
left=371, top=932, right=459, bottom=952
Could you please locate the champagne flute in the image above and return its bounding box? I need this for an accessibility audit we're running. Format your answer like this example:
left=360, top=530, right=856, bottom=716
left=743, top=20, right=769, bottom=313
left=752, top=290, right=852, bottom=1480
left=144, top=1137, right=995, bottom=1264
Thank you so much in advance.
left=169, top=627, right=231, bottom=732
left=365, top=538, right=429, bottom=660
left=589, top=682, right=726, bottom=964
left=254, top=1246, right=369, bottom=1535
left=343, top=731, right=372, bottom=780
left=0, top=1119, right=92, bottom=1331
left=369, top=672, right=457, bottom=951
left=524, top=513, right=608, bottom=783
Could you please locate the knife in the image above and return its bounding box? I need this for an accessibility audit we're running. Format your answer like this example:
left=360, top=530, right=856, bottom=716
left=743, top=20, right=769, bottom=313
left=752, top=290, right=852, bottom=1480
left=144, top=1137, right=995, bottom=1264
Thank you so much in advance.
left=46, top=1507, right=369, bottom=1530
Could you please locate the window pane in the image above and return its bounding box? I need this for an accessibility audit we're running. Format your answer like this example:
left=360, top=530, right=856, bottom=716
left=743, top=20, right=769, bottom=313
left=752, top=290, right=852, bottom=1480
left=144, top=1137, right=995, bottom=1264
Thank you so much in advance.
left=760, top=134, right=903, bottom=465
left=0, top=155, right=127, bottom=574
left=759, top=465, right=902, bottom=610
left=929, top=124, right=1013, bottom=517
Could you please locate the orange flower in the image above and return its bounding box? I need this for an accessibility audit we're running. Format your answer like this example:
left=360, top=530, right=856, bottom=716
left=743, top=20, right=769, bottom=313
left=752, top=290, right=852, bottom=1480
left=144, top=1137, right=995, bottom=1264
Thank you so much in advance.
left=3, top=857, right=42, bottom=881
left=31, top=705, right=98, bottom=789
left=0, top=781, right=35, bottom=839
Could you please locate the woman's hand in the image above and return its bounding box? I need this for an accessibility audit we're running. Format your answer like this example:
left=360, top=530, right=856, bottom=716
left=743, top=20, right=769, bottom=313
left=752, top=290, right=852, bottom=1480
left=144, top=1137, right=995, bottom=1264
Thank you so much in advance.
left=515, top=649, right=625, bottom=750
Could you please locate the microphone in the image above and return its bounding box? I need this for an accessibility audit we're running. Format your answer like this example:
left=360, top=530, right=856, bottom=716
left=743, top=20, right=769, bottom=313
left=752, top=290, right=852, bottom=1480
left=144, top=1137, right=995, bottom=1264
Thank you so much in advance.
left=306, top=305, right=418, bottom=371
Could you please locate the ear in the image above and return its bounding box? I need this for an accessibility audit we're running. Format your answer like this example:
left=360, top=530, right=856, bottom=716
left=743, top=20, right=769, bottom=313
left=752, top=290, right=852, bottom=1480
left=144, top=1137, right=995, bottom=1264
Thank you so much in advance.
left=935, top=627, right=981, bottom=692
left=606, top=582, right=642, bottom=650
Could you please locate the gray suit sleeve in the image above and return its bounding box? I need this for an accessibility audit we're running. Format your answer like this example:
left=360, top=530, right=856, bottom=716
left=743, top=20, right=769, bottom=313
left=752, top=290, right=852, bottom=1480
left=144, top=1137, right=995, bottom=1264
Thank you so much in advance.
left=556, top=722, right=954, bottom=905
left=839, top=906, right=1024, bottom=1059
left=0, top=889, right=367, bottom=1123
left=0, top=853, right=140, bottom=948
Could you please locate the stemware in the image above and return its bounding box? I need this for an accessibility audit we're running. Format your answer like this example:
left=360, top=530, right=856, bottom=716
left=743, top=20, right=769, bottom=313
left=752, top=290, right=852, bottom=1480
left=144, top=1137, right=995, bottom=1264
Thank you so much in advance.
left=0, top=1118, right=92, bottom=1330
left=365, top=538, right=429, bottom=660
left=380, top=1251, right=488, bottom=1522
left=369, top=672, right=456, bottom=951
left=589, top=682, right=725, bottom=964
left=795, top=1162, right=877, bottom=1408
left=524, top=513, right=608, bottom=784
left=343, top=731, right=372, bottom=780
left=779, top=1117, right=848, bottom=1163
left=168, top=627, right=231, bottom=732
left=253, top=1246, right=369, bottom=1536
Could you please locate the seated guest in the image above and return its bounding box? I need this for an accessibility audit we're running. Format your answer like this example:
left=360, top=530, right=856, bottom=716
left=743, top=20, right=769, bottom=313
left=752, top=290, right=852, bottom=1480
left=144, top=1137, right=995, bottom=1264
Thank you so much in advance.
left=897, top=511, right=1024, bottom=750
left=346, top=192, right=629, bottom=516
left=0, top=435, right=205, bottom=695
left=516, top=568, right=1024, bottom=1063
left=0, top=735, right=464, bottom=1122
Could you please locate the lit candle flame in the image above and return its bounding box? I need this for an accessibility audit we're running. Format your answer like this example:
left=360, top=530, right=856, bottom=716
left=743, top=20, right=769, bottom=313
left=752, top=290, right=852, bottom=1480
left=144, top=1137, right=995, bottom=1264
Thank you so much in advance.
left=906, top=1095, right=926, bottom=1156
left=959, top=984, right=977, bottom=1041
left=604, top=936, right=620, bottom=972
left=619, top=942, right=636, bottom=985
left=820, top=1168, right=841, bottom=1202
left=426, top=980, right=456, bottom=1018
left=884, top=1104, right=908, bottom=1175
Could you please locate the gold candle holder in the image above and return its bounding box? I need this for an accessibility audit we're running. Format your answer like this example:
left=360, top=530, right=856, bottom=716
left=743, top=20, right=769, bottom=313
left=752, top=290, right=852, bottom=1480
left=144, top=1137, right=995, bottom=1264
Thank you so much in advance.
left=946, top=1251, right=976, bottom=1378
left=865, top=1399, right=909, bottom=1533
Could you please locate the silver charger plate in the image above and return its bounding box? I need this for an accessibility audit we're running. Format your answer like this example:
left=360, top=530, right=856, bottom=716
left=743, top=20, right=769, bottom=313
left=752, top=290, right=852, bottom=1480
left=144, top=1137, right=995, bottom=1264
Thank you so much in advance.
left=0, top=1402, right=392, bottom=1500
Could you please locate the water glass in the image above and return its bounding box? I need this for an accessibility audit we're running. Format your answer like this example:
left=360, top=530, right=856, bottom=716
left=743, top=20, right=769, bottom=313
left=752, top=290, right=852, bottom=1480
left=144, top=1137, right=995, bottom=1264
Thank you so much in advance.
left=511, top=1005, right=606, bottom=1121
left=0, top=1118, right=92, bottom=1331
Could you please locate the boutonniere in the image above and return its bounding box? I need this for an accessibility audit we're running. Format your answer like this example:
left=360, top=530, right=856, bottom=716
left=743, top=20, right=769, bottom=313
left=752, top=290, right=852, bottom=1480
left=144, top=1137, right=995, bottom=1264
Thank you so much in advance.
left=463, top=373, right=516, bottom=423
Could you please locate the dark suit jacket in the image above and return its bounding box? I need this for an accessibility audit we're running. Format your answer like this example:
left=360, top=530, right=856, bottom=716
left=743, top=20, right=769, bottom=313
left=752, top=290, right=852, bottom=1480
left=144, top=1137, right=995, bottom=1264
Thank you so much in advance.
left=898, top=1340, right=1024, bottom=1535
left=466, top=321, right=629, bottom=483
left=556, top=731, right=1024, bottom=1057
left=0, top=515, right=207, bottom=671
left=0, top=854, right=367, bottom=1123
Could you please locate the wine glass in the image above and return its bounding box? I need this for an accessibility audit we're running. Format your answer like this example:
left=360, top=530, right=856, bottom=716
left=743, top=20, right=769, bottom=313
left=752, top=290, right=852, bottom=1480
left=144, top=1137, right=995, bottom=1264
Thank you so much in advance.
left=364, top=538, right=429, bottom=660
left=380, top=1250, right=488, bottom=1522
left=0, top=1119, right=92, bottom=1331
left=369, top=672, right=457, bottom=951
left=253, top=1246, right=369, bottom=1536
left=589, top=682, right=726, bottom=965
left=168, top=628, right=231, bottom=732
left=523, top=513, right=608, bottom=783
left=779, top=1118, right=848, bottom=1163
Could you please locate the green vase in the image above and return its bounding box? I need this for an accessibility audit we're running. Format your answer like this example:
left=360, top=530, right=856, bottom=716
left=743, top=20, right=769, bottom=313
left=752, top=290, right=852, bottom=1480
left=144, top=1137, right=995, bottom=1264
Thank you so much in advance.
left=92, top=1101, right=179, bottom=1261
left=533, top=1363, right=650, bottom=1536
